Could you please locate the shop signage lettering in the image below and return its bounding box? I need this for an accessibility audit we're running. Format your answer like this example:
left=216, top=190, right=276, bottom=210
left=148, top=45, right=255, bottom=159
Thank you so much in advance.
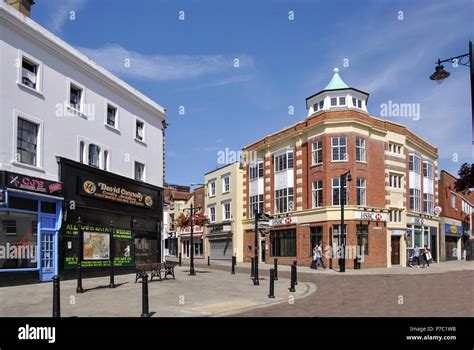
left=6, top=172, right=62, bottom=196
left=80, top=178, right=154, bottom=208
left=269, top=216, right=297, bottom=227
left=411, top=217, right=425, bottom=225
left=354, top=211, right=387, bottom=222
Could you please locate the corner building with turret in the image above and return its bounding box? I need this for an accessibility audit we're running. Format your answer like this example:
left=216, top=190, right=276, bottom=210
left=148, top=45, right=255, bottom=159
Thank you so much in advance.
left=242, top=68, right=439, bottom=269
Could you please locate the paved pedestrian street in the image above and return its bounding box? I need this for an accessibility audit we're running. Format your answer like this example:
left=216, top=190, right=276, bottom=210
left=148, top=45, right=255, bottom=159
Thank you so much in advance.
left=0, top=267, right=315, bottom=317
left=1, top=260, right=472, bottom=317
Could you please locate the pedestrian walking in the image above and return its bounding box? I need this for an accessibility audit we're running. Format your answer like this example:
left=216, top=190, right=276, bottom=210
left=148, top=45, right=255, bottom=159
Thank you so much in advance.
left=413, top=245, right=421, bottom=267
left=311, top=244, right=318, bottom=269
left=423, top=245, right=432, bottom=268
left=315, top=244, right=326, bottom=269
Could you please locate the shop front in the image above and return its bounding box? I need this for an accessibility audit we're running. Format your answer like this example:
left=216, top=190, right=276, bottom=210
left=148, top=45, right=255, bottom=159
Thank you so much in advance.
left=206, top=223, right=233, bottom=260
left=406, top=216, right=438, bottom=264
left=57, top=158, right=163, bottom=279
left=164, top=232, right=178, bottom=257
left=443, top=223, right=462, bottom=261
left=0, top=171, right=63, bottom=284
left=179, top=225, right=204, bottom=259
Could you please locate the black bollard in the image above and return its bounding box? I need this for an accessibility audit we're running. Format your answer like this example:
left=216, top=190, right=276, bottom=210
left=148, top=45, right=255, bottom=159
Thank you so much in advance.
left=293, top=260, right=298, bottom=285
left=179, top=252, right=182, bottom=266
left=250, top=257, right=255, bottom=278
left=52, top=275, right=61, bottom=318
left=289, top=264, right=296, bottom=292
left=208, top=256, right=211, bottom=266
left=268, top=268, right=275, bottom=298
left=76, top=262, right=83, bottom=293
left=141, top=273, right=150, bottom=317
left=274, top=258, right=278, bottom=281
left=231, top=256, right=236, bottom=275
left=253, top=257, right=259, bottom=286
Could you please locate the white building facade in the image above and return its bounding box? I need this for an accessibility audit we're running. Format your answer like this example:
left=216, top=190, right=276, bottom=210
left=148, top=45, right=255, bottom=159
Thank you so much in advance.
left=0, top=2, right=166, bottom=283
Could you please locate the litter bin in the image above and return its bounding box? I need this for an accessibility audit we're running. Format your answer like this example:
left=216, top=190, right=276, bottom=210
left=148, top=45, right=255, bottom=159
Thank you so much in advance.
left=354, top=255, right=362, bottom=269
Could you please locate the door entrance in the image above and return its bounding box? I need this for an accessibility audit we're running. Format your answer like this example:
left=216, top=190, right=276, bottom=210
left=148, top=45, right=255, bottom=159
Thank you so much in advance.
left=430, top=235, right=437, bottom=262
left=391, top=236, right=400, bottom=265
left=39, top=231, right=56, bottom=281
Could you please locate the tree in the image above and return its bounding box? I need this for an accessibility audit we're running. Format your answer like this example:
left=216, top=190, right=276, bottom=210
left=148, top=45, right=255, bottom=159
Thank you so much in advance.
left=454, top=163, right=474, bottom=194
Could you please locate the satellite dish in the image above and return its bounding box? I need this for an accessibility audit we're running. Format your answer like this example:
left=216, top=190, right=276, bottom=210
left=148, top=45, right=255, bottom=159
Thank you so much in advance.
left=434, top=206, right=442, bottom=216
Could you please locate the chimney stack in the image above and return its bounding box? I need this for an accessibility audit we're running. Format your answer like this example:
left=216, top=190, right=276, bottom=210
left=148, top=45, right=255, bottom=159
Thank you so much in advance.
left=5, top=0, right=35, bottom=17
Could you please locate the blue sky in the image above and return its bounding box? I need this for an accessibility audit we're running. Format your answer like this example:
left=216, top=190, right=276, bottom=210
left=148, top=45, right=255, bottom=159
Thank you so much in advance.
left=31, top=0, right=472, bottom=186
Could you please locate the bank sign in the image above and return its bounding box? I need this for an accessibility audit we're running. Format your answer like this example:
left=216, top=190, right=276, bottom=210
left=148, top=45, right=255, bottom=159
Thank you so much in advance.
left=354, top=211, right=388, bottom=222
left=80, top=178, right=154, bottom=209
left=269, top=216, right=297, bottom=227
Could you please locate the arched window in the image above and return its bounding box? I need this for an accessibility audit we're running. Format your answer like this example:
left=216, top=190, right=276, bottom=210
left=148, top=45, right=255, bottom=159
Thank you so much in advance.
left=88, top=144, right=100, bottom=167
left=103, top=150, right=109, bottom=171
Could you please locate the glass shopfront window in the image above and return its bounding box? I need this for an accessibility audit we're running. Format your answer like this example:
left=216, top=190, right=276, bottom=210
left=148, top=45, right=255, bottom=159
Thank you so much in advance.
left=270, top=229, right=296, bottom=257
left=0, top=211, right=38, bottom=269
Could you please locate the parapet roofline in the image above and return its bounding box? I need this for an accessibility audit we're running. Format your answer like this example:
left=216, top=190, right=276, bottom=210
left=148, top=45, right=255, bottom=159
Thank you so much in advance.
left=242, top=110, right=438, bottom=154
left=0, top=2, right=166, bottom=118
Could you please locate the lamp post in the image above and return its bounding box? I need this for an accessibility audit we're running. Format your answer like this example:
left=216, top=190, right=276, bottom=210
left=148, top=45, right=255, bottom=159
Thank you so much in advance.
left=253, top=210, right=271, bottom=285
left=339, top=170, right=352, bottom=273
left=429, top=41, right=473, bottom=151
left=187, top=183, right=205, bottom=276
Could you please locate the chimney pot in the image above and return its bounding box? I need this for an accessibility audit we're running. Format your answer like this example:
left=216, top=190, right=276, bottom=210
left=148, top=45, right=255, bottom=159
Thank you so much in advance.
left=5, top=0, right=35, bottom=17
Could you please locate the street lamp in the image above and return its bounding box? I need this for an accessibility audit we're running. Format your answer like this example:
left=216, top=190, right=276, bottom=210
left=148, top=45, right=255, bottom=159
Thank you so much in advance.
left=429, top=41, right=473, bottom=150
left=339, top=170, right=352, bottom=273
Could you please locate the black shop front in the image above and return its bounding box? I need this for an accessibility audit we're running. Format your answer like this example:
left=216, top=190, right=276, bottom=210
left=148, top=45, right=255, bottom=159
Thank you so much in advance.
left=57, top=158, right=163, bottom=279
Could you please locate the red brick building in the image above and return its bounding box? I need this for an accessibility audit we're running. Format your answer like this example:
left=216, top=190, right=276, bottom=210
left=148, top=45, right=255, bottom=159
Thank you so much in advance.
left=438, top=171, right=474, bottom=261
left=242, top=68, right=439, bottom=268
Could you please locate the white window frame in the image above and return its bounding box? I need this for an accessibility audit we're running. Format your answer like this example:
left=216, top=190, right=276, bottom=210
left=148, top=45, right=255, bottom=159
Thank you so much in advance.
left=105, top=101, right=120, bottom=131
left=450, top=192, right=456, bottom=209
left=356, top=178, right=366, bottom=206
left=274, top=150, right=294, bottom=173
left=134, top=117, right=146, bottom=144
left=17, top=50, right=43, bottom=95
left=423, top=193, right=434, bottom=215
left=312, top=140, right=323, bottom=165
left=331, top=136, right=348, bottom=162
left=422, top=161, right=434, bottom=179
left=134, top=160, right=146, bottom=182
left=355, top=137, right=366, bottom=162
left=274, top=187, right=294, bottom=213
left=88, top=144, right=101, bottom=168
left=222, top=174, right=230, bottom=193
left=312, top=180, right=323, bottom=208
left=208, top=205, right=216, bottom=223
left=222, top=202, right=231, bottom=221
left=12, top=110, right=44, bottom=170
left=208, top=180, right=216, bottom=197
left=409, top=188, right=421, bottom=212
left=67, top=78, right=86, bottom=115
left=249, top=194, right=264, bottom=218
left=409, top=154, right=421, bottom=174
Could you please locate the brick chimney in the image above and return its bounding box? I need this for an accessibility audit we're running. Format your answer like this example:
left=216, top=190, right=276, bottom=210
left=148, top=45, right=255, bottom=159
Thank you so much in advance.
left=5, top=0, right=35, bottom=17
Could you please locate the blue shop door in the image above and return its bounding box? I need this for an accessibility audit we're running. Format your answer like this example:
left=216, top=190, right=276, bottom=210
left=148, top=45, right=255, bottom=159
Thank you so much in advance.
left=40, top=231, right=56, bottom=281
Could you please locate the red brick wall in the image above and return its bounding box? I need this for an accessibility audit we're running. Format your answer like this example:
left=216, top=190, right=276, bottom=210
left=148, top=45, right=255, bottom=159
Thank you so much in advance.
left=439, top=170, right=474, bottom=221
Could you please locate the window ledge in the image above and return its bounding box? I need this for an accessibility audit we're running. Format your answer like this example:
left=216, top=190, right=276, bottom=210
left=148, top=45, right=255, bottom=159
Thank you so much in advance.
left=17, top=82, right=44, bottom=97
left=310, top=163, right=323, bottom=168
left=67, top=106, right=89, bottom=120
left=134, top=137, right=147, bottom=146
left=105, top=123, right=121, bottom=134
left=331, top=160, right=349, bottom=163
left=222, top=191, right=230, bottom=195
left=356, top=160, right=367, bottom=164
left=11, top=160, right=45, bottom=173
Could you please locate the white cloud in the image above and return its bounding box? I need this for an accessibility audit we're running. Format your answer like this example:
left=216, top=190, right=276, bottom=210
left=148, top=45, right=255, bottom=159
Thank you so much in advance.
left=46, top=0, right=88, bottom=32
left=78, top=44, right=255, bottom=81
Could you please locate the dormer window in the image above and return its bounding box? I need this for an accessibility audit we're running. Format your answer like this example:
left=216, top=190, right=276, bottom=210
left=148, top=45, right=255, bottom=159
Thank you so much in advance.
left=319, top=101, right=324, bottom=110
left=331, top=98, right=337, bottom=106
left=339, top=97, right=346, bottom=105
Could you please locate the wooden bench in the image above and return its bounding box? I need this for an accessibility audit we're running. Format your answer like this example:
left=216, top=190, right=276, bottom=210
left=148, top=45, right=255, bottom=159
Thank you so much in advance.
left=135, top=262, right=176, bottom=283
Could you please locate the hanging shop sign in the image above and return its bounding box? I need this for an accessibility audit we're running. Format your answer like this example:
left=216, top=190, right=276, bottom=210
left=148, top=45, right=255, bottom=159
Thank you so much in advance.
left=80, top=177, right=155, bottom=209
left=354, top=211, right=388, bottom=222
left=64, top=223, right=133, bottom=269
left=269, top=216, right=297, bottom=227
left=6, top=172, right=62, bottom=196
